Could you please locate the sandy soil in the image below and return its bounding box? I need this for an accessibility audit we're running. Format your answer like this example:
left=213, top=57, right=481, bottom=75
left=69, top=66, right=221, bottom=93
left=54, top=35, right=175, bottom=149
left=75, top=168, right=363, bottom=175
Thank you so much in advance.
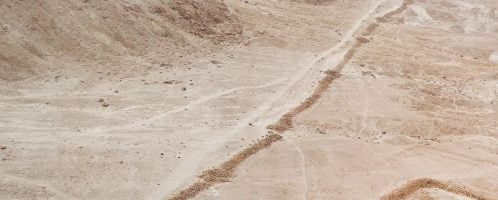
left=1, top=0, right=497, bottom=200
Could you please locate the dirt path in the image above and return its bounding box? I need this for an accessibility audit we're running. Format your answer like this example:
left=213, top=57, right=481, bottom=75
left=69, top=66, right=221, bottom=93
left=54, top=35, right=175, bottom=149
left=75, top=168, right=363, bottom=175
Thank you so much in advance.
left=165, top=0, right=406, bottom=199
left=268, top=0, right=416, bottom=133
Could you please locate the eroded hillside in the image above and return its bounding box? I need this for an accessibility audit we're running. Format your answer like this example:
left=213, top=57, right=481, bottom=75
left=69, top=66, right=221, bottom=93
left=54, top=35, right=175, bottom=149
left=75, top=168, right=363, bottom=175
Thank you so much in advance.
left=1, top=0, right=497, bottom=200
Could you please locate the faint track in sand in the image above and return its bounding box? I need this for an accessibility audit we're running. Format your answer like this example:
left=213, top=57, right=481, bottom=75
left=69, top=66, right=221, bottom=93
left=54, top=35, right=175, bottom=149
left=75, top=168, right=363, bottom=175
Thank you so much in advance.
left=0, top=173, right=77, bottom=200
left=166, top=1, right=409, bottom=199
left=97, top=77, right=286, bottom=132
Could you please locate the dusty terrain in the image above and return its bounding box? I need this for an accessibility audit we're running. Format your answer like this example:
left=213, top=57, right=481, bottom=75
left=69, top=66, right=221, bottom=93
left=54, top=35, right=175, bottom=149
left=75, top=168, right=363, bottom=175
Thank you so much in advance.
left=1, top=0, right=497, bottom=200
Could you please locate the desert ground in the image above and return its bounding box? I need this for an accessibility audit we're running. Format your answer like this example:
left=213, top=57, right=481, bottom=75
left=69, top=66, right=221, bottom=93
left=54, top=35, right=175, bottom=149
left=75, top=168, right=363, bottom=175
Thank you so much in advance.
left=1, top=0, right=497, bottom=199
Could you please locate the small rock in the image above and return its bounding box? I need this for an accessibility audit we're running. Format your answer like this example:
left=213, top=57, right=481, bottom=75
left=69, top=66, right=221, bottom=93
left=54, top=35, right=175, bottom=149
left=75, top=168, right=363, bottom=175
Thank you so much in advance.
left=211, top=60, right=222, bottom=65
left=163, top=80, right=175, bottom=84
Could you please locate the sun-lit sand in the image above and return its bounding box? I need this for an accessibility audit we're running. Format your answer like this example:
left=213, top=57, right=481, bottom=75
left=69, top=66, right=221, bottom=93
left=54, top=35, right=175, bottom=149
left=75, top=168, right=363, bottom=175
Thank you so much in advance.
left=1, top=0, right=497, bottom=199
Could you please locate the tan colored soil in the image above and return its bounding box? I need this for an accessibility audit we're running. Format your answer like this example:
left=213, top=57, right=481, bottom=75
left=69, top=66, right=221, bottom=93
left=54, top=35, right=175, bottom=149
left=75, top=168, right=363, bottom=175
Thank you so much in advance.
left=1, top=0, right=497, bottom=200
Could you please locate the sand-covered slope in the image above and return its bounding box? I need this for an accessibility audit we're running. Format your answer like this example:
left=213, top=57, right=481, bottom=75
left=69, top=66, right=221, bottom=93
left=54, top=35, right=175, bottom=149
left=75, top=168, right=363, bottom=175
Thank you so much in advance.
left=1, top=0, right=497, bottom=200
left=0, top=0, right=244, bottom=81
